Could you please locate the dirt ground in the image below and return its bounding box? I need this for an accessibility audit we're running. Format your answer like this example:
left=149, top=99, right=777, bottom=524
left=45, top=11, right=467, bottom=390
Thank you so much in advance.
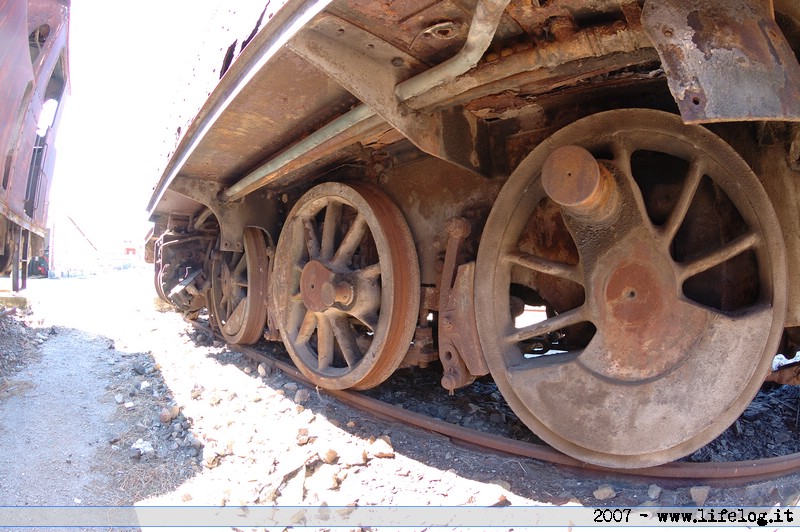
left=0, top=268, right=799, bottom=529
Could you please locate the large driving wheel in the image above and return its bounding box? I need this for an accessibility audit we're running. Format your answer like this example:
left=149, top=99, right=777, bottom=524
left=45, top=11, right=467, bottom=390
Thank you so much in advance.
left=209, top=227, right=270, bottom=344
left=476, top=109, right=787, bottom=468
left=272, top=182, right=419, bottom=391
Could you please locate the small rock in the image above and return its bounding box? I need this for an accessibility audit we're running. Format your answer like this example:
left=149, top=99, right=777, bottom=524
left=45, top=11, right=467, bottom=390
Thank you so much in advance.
left=340, top=447, right=368, bottom=466
left=284, top=382, right=298, bottom=392
left=208, top=393, right=222, bottom=406
left=690, top=485, right=710, bottom=506
left=114, top=394, right=124, bottom=405
left=107, top=341, right=115, bottom=349
left=123, top=402, right=135, bottom=410
left=244, top=367, right=253, bottom=374
left=593, top=485, right=617, bottom=501
left=159, top=408, right=174, bottom=424
left=297, top=428, right=310, bottom=446
left=490, top=479, right=511, bottom=491
left=202, top=447, right=220, bottom=468
left=369, top=437, right=394, bottom=459
left=306, top=463, right=339, bottom=491
left=257, top=363, right=269, bottom=377
left=648, top=484, right=662, bottom=501
left=489, top=413, right=505, bottom=424
left=295, top=389, right=311, bottom=404
left=169, top=405, right=181, bottom=418
left=132, top=363, right=147, bottom=375
left=346, top=421, right=356, bottom=428
left=190, top=384, right=204, bottom=399
left=49, top=326, right=57, bottom=335
left=131, top=439, right=154, bottom=456
left=320, top=449, right=339, bottom=464
left=140, top=381, right=151, bottom=391
left=107, top=358, right=116, bottom=366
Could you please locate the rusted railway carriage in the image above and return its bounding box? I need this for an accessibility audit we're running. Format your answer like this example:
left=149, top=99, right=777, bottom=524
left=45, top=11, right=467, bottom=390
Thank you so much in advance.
left=147, top=0, right=800, bottom=468
left=0, top=0, right=69, bottom=289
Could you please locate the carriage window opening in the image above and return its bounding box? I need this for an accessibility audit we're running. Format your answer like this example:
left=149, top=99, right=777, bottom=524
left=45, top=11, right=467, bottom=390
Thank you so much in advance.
left=37, top=99, right=58, bottom=136
left=29, top=24, right=50, bottom=63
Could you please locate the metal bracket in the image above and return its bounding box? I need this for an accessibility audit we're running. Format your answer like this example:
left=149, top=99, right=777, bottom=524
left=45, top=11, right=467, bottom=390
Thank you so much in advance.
left=169, top=175, right=278, bottom=252
left=437, top=218, right=489, bottom=392
left=289, top=14, right=492, bottom=177
left=642, top=0, right=800, bottom=123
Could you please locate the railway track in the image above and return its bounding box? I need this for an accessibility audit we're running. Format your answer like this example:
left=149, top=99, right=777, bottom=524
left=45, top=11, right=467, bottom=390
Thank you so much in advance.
left=188, top=319, right=800, bottom=487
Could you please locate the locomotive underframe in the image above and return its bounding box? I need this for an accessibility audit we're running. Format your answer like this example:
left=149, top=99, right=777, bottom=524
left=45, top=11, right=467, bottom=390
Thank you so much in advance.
left=147, top=0, right=800, bottom=468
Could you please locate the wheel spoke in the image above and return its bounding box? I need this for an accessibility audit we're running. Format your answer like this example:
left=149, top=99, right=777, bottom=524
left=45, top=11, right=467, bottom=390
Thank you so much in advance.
left=331, top=316, right=362, bottom=368
left=232, top=251, right=246, bottom=278
left=316, top=313, right=335, bottom=370
left=610, top=137, right=631, bottom=171
left=678, top=231, right=760, bottom=282
left=509, top=305, right=588, bottom=343
left=356, top=262, right=381, bottom=280
left=660, top=160, right=704, bottom=246
left=303, top=217, right=321, bottom=259
left=332, top=214, right=367, bottom=267
left=505, top=251, right=582, bottom=284
left=320, top=200, right=342, bottom=260
left=224, top=298, right=247, bottom=333
left=353, top=311, right=378, bottom=332
left=295, top=310, right=317, bottom=346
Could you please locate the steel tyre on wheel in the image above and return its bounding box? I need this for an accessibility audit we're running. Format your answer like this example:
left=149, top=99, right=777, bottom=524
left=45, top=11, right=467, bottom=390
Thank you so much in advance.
left=271, top=182, right=420, bottom=391
left=476, top=109, right=787, bottom=468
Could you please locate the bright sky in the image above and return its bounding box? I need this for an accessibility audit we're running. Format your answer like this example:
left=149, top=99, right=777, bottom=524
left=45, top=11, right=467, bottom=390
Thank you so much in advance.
left=50, top=1, right=223, bottom=252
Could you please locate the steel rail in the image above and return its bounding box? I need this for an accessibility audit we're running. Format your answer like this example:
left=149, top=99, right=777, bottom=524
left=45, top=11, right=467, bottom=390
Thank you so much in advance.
left=188, top=319, right=800, bottom=486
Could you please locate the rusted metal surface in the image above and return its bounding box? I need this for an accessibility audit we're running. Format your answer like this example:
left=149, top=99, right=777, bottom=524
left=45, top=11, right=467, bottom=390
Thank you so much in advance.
left=271, top=183, right=420, bottom=390
left=287, top=11, right=494, bottom=177
left=209, top=227, right=271, bottom=345
left=642, top=0, right=800, bottom=123
left=168, top=176, right=279, bottom=252
left=437, top=218, right=489, bottom=392
left=476, top=109, right=787, bottom=468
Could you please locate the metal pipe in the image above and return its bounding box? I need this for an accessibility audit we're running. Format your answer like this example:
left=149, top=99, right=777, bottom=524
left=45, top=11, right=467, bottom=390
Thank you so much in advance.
left=220, top=0, right=512, bottom=203
left=395, top=0, right=512, bottom=102
left=220, top=104, right=377, bottom=202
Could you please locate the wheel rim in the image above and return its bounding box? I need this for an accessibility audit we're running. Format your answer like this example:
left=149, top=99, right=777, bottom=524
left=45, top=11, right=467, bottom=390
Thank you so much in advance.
left=475, top=109, right=787, bottom=468
left=272, top=182, right=419, bottom=391
left=209, top=227, right=270, bottom=344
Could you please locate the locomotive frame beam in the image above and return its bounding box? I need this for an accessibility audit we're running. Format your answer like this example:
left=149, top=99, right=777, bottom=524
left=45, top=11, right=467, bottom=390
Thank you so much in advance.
left=287, top=13, right=494, bottom=177
left=169, top=176, right=278, bottom=252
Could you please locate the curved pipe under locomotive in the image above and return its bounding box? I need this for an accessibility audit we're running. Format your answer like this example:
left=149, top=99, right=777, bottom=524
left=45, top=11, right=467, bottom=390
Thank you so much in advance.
left=147, top=0, right=800, bottom=469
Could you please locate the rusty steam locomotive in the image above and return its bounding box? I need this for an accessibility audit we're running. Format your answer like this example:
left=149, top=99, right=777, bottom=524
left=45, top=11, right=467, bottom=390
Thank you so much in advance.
left=147, top=0, right=800, bottom=468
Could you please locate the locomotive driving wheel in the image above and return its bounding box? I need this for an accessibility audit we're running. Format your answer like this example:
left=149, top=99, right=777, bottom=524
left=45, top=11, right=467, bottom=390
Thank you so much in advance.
left=209, top=227, right=270, bottom=345
left=272, top=182, right=419, bottom=391
left=476, top=109, right=787, bottom=468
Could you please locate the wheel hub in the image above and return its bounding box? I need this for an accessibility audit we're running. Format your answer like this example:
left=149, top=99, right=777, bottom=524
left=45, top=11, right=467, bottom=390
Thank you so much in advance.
left=300, top=260, right=353, bottom=312
left=584, top=234, right=699, bottom=382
